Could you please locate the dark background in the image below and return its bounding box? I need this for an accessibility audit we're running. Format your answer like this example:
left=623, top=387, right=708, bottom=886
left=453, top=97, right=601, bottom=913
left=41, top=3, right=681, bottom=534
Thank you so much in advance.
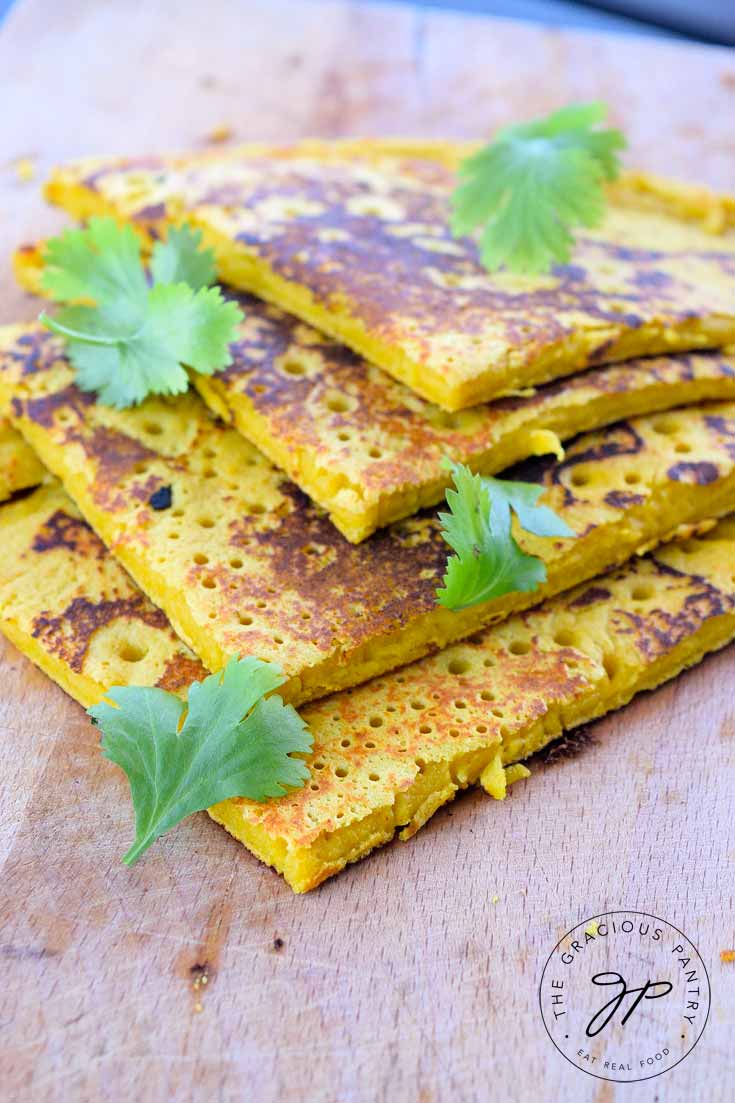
left=381, top=0, right=735, bottom=44
left=1, top=0, right=734, bottom=43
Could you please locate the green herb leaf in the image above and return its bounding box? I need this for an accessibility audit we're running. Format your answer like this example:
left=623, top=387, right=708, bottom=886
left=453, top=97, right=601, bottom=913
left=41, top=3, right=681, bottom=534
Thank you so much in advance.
left=436, top=460, right=575, bottom=611
left=149, top=224, right=216, bottom=290
left=451, top=102, right=626, bottom=274
left=40, top=217, right=148, bottom=308
left=39, top=217, right=243, bottom=408
left=89, top=655, right=312, bottom=865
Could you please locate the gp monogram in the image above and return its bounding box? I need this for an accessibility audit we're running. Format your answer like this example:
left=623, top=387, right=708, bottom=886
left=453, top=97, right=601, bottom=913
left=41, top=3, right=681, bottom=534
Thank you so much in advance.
left=539, top=910, right=710, bottom=1083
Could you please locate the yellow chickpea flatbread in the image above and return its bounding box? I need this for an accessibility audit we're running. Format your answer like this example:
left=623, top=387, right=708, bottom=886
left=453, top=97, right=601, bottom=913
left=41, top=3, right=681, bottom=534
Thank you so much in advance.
left=0, top=481, right=205, bottom=701
left=15, top=238, right=735, bottom=543
left=0, top=415, right=44, bottom=502
left=44, top=139, right=735, bottom=410
left=3, top=323, right=735, bottom=706
left=191, top=337, right=735, bottom=544
left=1, top=479, right=733, bottom=891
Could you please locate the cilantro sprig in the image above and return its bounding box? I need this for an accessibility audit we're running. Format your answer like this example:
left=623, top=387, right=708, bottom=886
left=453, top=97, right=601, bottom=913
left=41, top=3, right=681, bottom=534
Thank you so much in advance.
left=89, top=656, right=312, bottom=865
left=436, top=460, right=575, bottom=611
left=451, top=102, right=626, bottom=274
left=39, top=218, right=243, bottom=408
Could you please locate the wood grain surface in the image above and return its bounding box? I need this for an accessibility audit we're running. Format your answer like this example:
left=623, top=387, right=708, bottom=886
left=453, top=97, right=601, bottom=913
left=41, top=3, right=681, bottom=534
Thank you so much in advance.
left=1, top=2, right=734, bottom=1100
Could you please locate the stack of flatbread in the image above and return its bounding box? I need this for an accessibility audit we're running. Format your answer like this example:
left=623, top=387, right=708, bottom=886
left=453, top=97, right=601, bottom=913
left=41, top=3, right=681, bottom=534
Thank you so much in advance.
left=1, top=140, right=734, bottom=891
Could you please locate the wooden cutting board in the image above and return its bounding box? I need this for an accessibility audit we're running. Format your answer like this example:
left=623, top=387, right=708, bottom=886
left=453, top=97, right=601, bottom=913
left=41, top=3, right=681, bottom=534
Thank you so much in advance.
left=1, top=2, right=734, bottom=1100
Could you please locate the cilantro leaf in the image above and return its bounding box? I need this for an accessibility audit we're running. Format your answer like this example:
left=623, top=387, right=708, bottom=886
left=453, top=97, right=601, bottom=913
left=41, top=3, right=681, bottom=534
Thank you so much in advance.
left=41, top=285, right=241, bottom=407
left=150, top=224, right=216, bottom=290
left=39, top=217, right=243, bottom=409
left=451, top=102, right=626, bottom=274
left=89, top=655, right=312, bottom=865
left=436, top=460, right=575, bottom=611
left=40, top=217, right=148, bottom=307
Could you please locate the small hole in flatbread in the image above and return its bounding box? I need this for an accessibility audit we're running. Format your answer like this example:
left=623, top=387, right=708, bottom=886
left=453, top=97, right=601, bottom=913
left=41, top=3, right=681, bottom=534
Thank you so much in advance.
left=118, top=642, right=147, bottom=663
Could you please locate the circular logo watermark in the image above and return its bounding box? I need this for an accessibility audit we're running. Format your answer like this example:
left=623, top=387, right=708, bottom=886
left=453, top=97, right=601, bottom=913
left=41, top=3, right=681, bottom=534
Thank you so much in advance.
left=539, top=910, right=710, bottom=1082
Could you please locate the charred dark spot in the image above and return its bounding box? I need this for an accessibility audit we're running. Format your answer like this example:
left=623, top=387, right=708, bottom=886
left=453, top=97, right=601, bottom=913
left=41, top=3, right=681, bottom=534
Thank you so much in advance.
left=555, top=421, right=645, bottom=477
left=606, top=244, right=664, bottom=263
left=149, top=484, right=173, bottom=510
left=133, top=202, right=167, bottom=222
left=569, top=585, right=612, bottom=608
left=32, top=509, right=106, bottom=560
left=155, top=653, right=208, bottom=694
left=546, top=421, right=646, bottom=506
left=644, top=557, right=690, bottom=581
left=617, top=560, right=732, bottom=660
left=32, top=595, right=168, bottom=672
left=74, top=425, right=160, bottom=510
left=604, top=489, right=646, bottom=508
left=633, top=270, right=673, bottom=289
left=226, top=479, right=449, bottom=650
left=706, top=414, right=735, bottom=434
left=704, top=414, right=735, bottom=459
left=19, top=385, right=95, bottom=429
left=11, top=329, right=56, bottom=376
left=556, top=264, right=587, bottom=282
left=667, top=461, right=720, bottom=485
